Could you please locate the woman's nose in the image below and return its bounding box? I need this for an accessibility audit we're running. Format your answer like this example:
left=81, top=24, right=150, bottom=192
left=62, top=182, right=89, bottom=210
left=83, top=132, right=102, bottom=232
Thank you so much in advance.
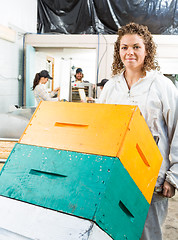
left=127, top=47, right=134, bottom=55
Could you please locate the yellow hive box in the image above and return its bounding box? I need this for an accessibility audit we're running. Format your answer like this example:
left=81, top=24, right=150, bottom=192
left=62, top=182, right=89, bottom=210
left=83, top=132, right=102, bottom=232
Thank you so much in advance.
left=19, top=101, right=162, bottom=203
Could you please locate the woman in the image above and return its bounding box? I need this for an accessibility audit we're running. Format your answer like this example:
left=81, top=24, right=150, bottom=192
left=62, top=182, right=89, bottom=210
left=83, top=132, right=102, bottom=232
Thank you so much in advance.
left=98, top=22, right=178, bottom=240
left=32, top=70, right=59, bottom=105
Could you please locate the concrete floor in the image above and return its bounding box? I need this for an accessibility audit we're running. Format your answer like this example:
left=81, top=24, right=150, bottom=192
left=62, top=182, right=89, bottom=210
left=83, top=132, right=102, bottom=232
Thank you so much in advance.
left=163, top=191, right=178, bottom=240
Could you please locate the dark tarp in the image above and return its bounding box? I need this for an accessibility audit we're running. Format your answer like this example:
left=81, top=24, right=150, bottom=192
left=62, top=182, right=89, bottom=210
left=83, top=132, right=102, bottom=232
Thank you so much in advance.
left=38, top=0, right=178, bottom=34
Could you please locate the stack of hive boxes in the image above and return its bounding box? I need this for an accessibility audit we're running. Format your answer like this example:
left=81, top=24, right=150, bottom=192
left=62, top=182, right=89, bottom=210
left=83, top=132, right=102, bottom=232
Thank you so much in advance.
left=0, top=101, right=162, bottom=240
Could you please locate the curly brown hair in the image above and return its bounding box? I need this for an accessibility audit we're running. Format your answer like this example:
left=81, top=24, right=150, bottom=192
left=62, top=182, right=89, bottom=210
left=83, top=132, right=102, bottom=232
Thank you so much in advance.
left=112, top=22, right=160, bottom=75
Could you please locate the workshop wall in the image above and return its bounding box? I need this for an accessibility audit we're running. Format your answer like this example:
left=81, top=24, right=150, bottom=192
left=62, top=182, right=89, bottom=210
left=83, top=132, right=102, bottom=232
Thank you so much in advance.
left=0, top=0, right=37, bottom=113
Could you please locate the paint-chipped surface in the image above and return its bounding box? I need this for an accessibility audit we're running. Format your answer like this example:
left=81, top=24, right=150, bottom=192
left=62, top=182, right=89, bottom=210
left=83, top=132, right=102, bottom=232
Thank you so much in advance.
left=18, top=102, right=162, bottom=204
left=0, top=143, right=114, bottom=220
left=0, top=143, right=149, bottom=240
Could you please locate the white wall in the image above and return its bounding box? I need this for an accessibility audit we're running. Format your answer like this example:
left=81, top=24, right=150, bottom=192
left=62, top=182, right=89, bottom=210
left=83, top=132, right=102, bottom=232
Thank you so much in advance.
left=0, top=0, right=37, bottom=32
left=0, top=0, right=37, bottom=113
left=153, top=35, right=178, bottom=75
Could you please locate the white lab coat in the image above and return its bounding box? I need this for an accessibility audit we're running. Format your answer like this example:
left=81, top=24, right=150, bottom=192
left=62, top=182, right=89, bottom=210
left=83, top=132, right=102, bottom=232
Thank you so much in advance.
left=98, top=70, right=178, bottom=240
left=98, top=70, right=178, bottom=190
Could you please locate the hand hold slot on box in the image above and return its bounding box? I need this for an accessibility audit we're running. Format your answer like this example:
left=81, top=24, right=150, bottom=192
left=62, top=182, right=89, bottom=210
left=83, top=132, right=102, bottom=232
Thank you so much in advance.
left=54, top=122, right=89, bottom=128
left=136, top=144, right=150, bottom=167
left=119, top=200, right=134, bottom=223
left=29, top=169, right=67, bottom=179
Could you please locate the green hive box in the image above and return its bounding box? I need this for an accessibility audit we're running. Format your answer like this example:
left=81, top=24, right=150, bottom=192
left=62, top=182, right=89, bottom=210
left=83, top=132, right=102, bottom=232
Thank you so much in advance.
left=0, top=143, right=149, bottom=240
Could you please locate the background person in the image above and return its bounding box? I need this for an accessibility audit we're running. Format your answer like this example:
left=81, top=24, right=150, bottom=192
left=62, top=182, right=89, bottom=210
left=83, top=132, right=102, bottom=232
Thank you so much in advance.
left=96, top=78, right=109, bottom=90
left=32, top=70, right=59, bottom=105
left=98, top=22, right=178, bottom=240
left=87, top=78, right=109, bottom=102
left=74, top=68, right=84, bottom=82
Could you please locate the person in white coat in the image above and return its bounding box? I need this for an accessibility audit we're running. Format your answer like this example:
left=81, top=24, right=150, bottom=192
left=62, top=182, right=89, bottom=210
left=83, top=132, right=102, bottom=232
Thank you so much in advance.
left=98, top=22, right=178, bottom=240
left=32, top=70, right=59, bottom=105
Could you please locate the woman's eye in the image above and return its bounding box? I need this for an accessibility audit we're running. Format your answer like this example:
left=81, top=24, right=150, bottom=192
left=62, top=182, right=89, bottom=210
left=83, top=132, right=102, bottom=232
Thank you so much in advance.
left=134, top=46, right=140, bottom=49
left=121, top=47, right=127, bottom=50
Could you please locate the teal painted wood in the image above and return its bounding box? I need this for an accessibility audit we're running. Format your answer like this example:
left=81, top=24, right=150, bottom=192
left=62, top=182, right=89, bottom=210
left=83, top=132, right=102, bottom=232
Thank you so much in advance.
left=95, top=158, right=149, bottom=240
left=0, top=143, right=114, bottom=220
left=0, top=143, right=149, bottom=240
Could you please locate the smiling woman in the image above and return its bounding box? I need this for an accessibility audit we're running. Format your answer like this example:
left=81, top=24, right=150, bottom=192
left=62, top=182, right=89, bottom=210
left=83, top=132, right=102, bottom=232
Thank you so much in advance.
left=98, top=22, right=178, bottom=240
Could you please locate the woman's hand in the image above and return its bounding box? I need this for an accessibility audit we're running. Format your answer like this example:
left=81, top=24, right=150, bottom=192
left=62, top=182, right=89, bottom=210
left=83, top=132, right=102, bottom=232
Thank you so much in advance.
left=86, top=97, right=95, bottom=103
left=162, top=181, right=175, bottom=198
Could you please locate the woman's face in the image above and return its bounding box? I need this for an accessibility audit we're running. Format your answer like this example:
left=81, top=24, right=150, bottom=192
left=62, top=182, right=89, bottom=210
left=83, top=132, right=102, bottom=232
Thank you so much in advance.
left=40, top=77, right=48, bottom=84
left=119, top=34, right=147, bottom=71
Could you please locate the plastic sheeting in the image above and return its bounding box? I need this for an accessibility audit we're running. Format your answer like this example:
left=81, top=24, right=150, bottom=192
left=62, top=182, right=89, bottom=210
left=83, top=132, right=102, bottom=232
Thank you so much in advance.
left=38, top=0, right=178, bottom=35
